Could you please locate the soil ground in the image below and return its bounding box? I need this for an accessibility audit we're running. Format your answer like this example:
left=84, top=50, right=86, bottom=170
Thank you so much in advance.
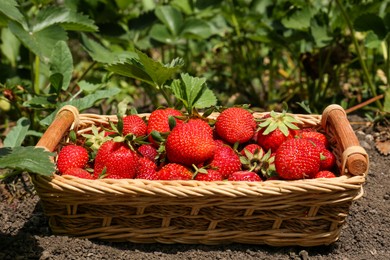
left=1, top=115, right=389, bottom=260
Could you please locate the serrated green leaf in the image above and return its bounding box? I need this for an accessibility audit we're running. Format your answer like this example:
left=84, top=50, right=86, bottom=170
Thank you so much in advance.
left=0, top=0, right=26, bottom=28
left=40, top=88, right=121, bottom=126
left=193, top=88, right=217, bottom=109
left=281, top=6, right=312, bottom=30
left=0, top=147, right=55, bottom=176
left=3, top=118, right=30, bottom=148
left=32, top=6, right=98, bottom=33
left=106, top=60, right=154, bottom=86
left=77, top=80, right=100, bottom=93
left=9, top=21, right=67, bottom=62
left=49, top=41, right=73, bottom=90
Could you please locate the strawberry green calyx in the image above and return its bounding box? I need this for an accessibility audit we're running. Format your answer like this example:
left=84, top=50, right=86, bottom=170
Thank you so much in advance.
left=258, top=110, right=301, bottom=137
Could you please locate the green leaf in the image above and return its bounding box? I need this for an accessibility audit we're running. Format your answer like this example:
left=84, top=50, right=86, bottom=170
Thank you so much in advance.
left=171, top=73, right=217, bottom=112
left=0, top=147, right=55, bottom=176
left=40, top=88, right=121, bottom=126
left=310, top=18, right=332, bottom=48
left=3, top=118, right=30, bottom=148
left=0, top=28, right=21, bottom=67
left=281, top=6, right=312, bottom=30
left=49, top=73, right=64, bottom=93
left=0, top=0, right=26, bottom=28
left=149, top=24, right=175, bottom=44
left=353, top=13, right=387, bottom=40
left=77, top=80, right=101, bottom=93
left=155, top=5, right=183, bottom=37
left=9, top=22, right=68, bottom=62
left=81, top=34, right=137, bottom=63
left=180, top=19, right=213, bottom=39
left=384, top=87, right=390, bottom=113
left=106, top=60, right=154, bottom=86
left=32, top=6, right=98, bottom=32
left=49, top=41, right=73, bottom=90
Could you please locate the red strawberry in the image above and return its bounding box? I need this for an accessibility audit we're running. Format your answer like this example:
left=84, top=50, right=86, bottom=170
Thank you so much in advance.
left=94, top=140, right=139, bottom=179
left=137, top=144, right=158, bottom=162
left=122, top=115, right=147, bottom=137
left=257, top=111, right=300, bottom=153
left=296, top=129, right=329, bottom=148
left=313, top=170, right=336, bottom=178
left=57, top=145, right=89, bottom=174
left=63, top=168, right=94, bottom=179
left=208, top=140, right=241, bottom=179
left=146, top=108, right=183, bottom=144
left=228, top=171, right=262, bottom=181
left=135, top=157, right=159, bottom=180
left=215, top=107, right=256, bottom=144
left=275, top=138, right=321, bottom=180
left=194, top=169, right=224, bottom=181
left=240, top=143, right=263, bottom=156
left=320, top=149, right=336, bottom=171
left=165, top=119, right=215, bottom=166
left=157, top=163, right=193, bottom=180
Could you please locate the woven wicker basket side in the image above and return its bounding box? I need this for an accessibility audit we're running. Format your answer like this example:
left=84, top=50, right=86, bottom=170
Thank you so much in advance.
left=32, top=104, right=368, bottom=246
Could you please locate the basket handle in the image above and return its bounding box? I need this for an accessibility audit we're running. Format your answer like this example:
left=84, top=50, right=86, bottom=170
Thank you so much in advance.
left=321, top=104, right=369, bottom=176
left=36, top=105, right=79, bottom=152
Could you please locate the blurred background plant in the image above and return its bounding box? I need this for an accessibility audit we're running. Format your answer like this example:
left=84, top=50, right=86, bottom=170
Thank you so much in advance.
left=0, top=0, right=389, bottom=180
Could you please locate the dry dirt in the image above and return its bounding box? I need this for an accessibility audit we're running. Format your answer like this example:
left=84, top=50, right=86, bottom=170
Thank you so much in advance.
left=1, top=116, right=389, bottom=260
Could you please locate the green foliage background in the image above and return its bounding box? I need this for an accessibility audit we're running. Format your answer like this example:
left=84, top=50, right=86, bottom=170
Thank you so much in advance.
left=0, top=0, right=389, bottom=177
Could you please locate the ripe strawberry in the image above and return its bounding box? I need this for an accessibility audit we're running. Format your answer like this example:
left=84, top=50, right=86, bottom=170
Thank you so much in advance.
left=215, top=107, right=256, bottom=144
left=135, top=157, right=159, bottom=180
left=194, top=169, right=224, bottom=181
left=208, top=140, right=241, bottom=179
left=63, top=168, right=94, bottom=180
left=320, top=149, right=336, bottom=171
left=296, top=129, right=329, bottom=148
left=240, top=143, right=263, bottom=156
left=228, top=171, right=262, bottom=181
left=275, top=138, right=321, bottom=180
left=94, top=140, right=139, bottom=179
left=137, top=144, right=158, bottom=162
left=165, top=119, right=215, bottom=166
left=257, top=111, right=300, bottom=153
left=313, top=170, right=336, bottom=178
left=122, top=115, right=147, bottom=137
left=57, top=145, right=89, bottom=174
left=157, top=163, right=193, bottom=180
left=146, top=108, right=183, bottom=144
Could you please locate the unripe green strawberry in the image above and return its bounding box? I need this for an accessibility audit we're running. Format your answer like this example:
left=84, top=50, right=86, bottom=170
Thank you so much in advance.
left=122, top=115, right=147, bottom=137
left=57, top=145, right=89, bottom=174
left=157, top=163, right=193, bottom=180
left=135, top=157, right=159, bottom=180
left=228, top=171, right=262, bottom=181
left=275, top=138, right=321, bottom=180
left=208, top=140, right=241, bottom=179
left=94, top=140, right=139, bottom=179
left=63, top=168, right=94, bottom=179
left=166, top=119, right=215, bottom=166
left=215, top=107, right=256, bottom=144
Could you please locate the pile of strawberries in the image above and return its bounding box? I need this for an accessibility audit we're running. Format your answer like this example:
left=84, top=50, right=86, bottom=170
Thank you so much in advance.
left=56, top=107, right=337, bottom=181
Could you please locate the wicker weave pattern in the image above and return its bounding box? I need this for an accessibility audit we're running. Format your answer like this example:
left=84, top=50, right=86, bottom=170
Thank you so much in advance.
left=32, top=108, right=367, bottom=246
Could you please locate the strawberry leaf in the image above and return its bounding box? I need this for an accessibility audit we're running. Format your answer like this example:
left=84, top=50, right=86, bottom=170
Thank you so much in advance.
left=171, top=73, right=217, bottom=114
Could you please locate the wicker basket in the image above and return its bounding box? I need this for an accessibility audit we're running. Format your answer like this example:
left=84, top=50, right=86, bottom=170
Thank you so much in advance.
left=33, top=104, right=368, bottom=246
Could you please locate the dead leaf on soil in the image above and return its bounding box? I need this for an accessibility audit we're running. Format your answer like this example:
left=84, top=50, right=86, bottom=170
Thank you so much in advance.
left=375, top=140, right=390, bottom=156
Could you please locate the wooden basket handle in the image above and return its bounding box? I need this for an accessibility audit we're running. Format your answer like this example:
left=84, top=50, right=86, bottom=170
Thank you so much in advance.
left=36, top=105, right=79, bottom=152
left=321, top=104, right=369, bottom=176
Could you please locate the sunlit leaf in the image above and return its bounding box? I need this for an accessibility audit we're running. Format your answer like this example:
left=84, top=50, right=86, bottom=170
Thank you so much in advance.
left=49, top=41, right=73, bottom=90
left=0, top=0, right=26, bottom=28
left=155, top=5, right=183, bottom=37
left=3, top=118, right=30, bottom=148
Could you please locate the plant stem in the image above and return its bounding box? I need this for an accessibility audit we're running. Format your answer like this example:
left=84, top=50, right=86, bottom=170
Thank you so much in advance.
left=335, top=0, right=382, bottom=109
left=33, top=55, right=40, bottom=95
